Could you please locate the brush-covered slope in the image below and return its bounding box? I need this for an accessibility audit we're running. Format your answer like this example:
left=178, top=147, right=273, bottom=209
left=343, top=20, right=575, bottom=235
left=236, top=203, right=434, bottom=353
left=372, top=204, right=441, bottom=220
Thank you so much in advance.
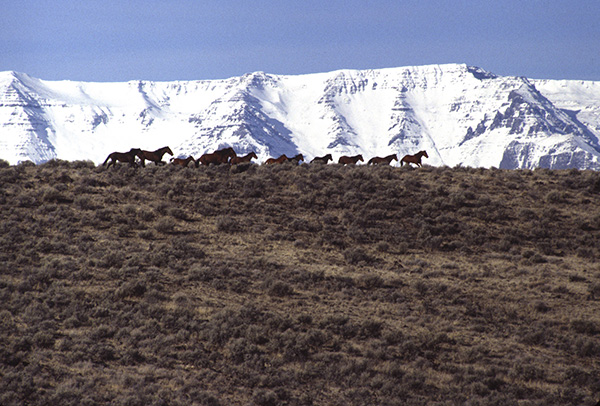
left=1, top=161, right=599, bottom=405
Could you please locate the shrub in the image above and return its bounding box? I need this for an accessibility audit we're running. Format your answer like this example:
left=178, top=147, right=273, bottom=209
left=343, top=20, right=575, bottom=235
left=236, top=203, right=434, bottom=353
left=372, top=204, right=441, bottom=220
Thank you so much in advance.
left=266, top=280, right=294, bottom=297
left=139, top=230, right=156, bottom=240
left=155, top=218, right=175, bottom=234
left=570, top=319, right=599, bottom=336
left=343, top=247, right=373, bottom=265
left=33, top=331, right=55, bottom=348
left=545, top=191, right=563, bottom=204
left=169, top=207, right=189, bottom=221
left=115, top=280, right=147, bottom=298
left=216, top=216, right=238, bottom=233
left=357, top=274, right=384, bottom=290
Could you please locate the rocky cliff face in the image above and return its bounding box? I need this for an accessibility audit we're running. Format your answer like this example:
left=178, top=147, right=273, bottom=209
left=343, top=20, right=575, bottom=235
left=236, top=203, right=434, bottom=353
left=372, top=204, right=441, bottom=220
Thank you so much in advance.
left=1, top=64, right=599, bottom=169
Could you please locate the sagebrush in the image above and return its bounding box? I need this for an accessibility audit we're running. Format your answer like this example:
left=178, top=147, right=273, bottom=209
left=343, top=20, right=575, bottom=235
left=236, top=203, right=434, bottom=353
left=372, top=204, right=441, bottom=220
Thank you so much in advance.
left=1, top=160, right=599, bottom=405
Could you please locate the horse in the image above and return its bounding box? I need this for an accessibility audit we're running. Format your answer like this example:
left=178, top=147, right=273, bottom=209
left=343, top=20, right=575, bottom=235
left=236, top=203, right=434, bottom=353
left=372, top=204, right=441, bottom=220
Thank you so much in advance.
left=197, top=147, right=237, bottom=166
left=140, top=146, right=173, bottom=167
left=265, top=154, right=289, bottom=165
left=289, top=154, right=304, bottom=165
left=400, top=150, right=429, bottom=167
left=171, top=156, right=196, bottom=167
left=213, top=147, right=237, bottom=164
left=338, top=155, right=364, bottom=165
left=311, top=154, right=332, bottom=164
left=367, top=154, right=398, bottom=165
left=197, top=153, right=222, bottom=166
left=230, top=152, right=257, bottom=165
left=103, top=148, right=144, bottom=168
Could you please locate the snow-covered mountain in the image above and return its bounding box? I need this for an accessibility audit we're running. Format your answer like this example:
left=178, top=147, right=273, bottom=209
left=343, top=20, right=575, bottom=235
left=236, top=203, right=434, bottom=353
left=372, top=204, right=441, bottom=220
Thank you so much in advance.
left=1, top=63, right=600, bottom=169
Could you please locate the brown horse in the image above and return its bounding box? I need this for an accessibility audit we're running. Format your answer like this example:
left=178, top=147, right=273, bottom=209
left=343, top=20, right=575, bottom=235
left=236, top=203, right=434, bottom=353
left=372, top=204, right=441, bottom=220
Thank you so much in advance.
left=197, top=147, right=237, bottom=166
left=368, top=154, right=398, bottom=165
left=265, top=154, right=289, bottom=165
left=311, top=154, right=333, bottom=164
left=197, top=153, right=221, bottom=166
left=338, top=154, right=364, bottom=165
left=289, top=154, right=304, bottom=164
left=230, top=152, right=257, bottom=165
left=213, top=147, right=237, bottom=164
left=171, top=156, right=196, bottom=167
left=103, top=148, right=144, bottom=168
left=401, top=150, right=429, bottom=167
left=140, top=146, right=173, bottom=167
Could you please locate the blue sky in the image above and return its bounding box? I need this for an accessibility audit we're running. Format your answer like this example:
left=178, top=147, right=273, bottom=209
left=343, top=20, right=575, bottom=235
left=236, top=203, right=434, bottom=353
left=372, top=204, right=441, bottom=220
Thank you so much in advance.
left=2, top=0, right=599, bottom=82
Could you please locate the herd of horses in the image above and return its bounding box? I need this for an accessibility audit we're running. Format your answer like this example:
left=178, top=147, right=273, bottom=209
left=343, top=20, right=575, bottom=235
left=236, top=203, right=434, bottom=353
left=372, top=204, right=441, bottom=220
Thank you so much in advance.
left=103, top=146, right=428, bottom=169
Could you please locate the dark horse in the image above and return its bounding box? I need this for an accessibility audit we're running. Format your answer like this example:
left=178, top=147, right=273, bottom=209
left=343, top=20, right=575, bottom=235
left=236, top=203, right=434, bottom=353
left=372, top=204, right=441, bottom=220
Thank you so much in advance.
left=214, top=147, right=237, bottom=164
left=103, top=148, right=144, bottom=168
left=265, top=154, right=289, bottom=165
left=289, top=154, right=304, bottom=164
left=140, top=146, right=173, bottom=167
left=401, top=150, right=428, bottom=167
left=338, top=154, right=364, bottom=165
left=230, top=152, right=257, bottom=165
left=368, top=154, right=398, bottom=165
left=311, top=154, right=332, bottom=164
left=171, top=156, right=196, bottom=167
left=197, top=147, right=237, bottom=166
left=197, top=153, right=221, bottom=166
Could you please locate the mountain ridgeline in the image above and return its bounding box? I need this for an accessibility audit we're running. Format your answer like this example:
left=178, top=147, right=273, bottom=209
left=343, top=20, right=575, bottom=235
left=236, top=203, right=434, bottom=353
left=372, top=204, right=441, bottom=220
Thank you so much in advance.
left=1, top=64, right=600, bottom=169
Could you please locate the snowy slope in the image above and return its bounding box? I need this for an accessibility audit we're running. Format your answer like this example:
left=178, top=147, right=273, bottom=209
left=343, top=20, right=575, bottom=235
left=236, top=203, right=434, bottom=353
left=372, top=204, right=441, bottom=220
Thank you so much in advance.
left=1, top=64, right=600, bottom=169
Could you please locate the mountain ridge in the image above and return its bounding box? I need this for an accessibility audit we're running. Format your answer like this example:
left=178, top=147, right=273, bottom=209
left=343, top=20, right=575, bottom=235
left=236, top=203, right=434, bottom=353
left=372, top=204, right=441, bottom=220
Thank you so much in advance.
left=1, top=64, right=600, bottom=169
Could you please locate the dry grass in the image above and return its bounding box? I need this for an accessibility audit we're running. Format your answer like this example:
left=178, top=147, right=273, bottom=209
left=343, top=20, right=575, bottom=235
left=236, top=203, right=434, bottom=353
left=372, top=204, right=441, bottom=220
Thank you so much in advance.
left=1, top=159, right=599, bottom=405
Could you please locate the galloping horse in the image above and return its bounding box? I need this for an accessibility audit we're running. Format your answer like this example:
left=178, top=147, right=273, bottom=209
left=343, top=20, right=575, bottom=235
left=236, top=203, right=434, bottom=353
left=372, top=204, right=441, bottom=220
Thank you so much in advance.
left=140, top=146, right=173, bottom=167
left=197, top=147, right=237, bottom=166
left=311, top=154, right=333, bottom=164
left=213, top=147, right=237, bottom=164
left=368, top=154, right=398, bottom=165
left=289, top=154, right=304, bottom=164
left=197, top=153, right=222, bottom=166
left=265, top=154, right=289, bottom=165
left=400, top=150, right=428, bottom=167
left=171, top=156, right=196, bottom=167
left=338, top=155, right=364, bottom=165
left=103, top=148, right=144, bottom=168
left=230, top=152, right=257, bottom=165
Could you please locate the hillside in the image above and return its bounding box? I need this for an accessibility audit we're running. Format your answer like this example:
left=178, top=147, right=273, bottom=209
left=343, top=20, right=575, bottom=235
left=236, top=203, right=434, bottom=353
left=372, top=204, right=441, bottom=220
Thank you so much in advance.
left=2, top=64, right=600, bottom=169
left=1, top=160, right=600, bottom=405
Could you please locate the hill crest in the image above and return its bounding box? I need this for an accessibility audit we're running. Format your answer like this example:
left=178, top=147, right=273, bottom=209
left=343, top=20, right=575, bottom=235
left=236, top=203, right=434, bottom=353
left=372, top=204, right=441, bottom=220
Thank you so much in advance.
left=1, top=64, right=600, bottom=169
